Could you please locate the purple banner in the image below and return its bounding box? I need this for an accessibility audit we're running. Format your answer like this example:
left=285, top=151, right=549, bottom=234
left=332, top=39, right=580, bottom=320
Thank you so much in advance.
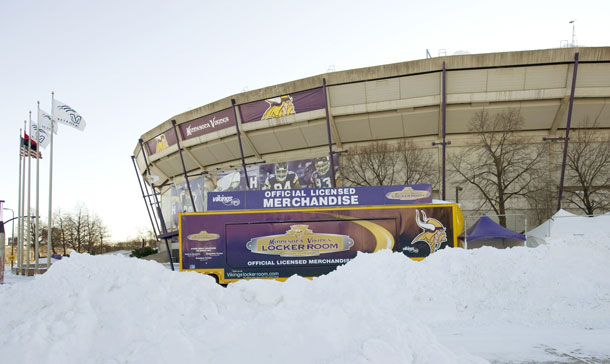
left=213, top=155, right=339, bottom=192
left=239, top=87, right=326, bottom=123
left=207, top=184, right=432, bottom=211
left=146, top=128, right=177, bottom=156
left=160, top=156, right=339, bottom=229
left=180, top=204, right=457, bottom=282
left=179, top=108, right=236, bottom=140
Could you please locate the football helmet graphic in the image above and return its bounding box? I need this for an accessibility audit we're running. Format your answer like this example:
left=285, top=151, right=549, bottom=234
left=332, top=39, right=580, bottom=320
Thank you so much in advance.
left=275, top=162, right=288, bottom=182
left=315, top=156, right=330, bottom=175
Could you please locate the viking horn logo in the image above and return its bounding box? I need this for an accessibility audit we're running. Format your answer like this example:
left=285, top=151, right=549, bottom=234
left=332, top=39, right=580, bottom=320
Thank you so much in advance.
left=411, top=209, right=447, bottom=254
left=262, top=95, right=295, bottom=120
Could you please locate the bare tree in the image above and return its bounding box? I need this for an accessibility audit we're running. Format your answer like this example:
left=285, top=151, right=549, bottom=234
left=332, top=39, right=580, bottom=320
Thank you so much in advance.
left=340, top=142, right=401, bottom=186
left=563, top=119, right=610, bottom=215
left=396, top=139, right=439, bottom=187
left=55, top=208, right=71, bottom=256
left=84, top=212, right=102, bottom=254
left=136, top=227, right=157, bottom=247
left=73, top=204, right=86, bottom=253
left=98, top=224, right=109, bottom=254
left=525, top=167, right=558, bottom=225
left=339, top=140, right=437, bottom=187
left=41, top=205, right=109, bottom=256
left=449, top=109, right=547, bottom=227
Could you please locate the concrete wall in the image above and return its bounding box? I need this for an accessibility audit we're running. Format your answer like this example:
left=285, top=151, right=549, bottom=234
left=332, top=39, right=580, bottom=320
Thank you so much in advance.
left=134, top=47, right=610, bottom=228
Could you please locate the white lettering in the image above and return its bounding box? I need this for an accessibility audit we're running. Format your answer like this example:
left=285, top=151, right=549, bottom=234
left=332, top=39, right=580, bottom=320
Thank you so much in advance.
left=185, top=116, right=231, bottom=137
left=261, top=193, right=359, bottom=209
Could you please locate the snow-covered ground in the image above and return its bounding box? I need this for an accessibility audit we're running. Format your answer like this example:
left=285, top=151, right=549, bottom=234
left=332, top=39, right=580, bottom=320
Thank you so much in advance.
left=2, top=222, right=609, bottom=364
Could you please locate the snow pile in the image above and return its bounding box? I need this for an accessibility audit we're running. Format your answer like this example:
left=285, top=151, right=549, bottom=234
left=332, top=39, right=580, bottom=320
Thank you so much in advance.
left=1, top=253, right=487, bottom=364
left=527, top=210, right=610, bottom=245
left=1, top=232, right=610, bottom=363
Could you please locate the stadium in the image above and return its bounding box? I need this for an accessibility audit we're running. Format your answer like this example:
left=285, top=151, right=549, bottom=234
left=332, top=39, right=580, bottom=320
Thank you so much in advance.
left=133, top=46, right=610, bottom=247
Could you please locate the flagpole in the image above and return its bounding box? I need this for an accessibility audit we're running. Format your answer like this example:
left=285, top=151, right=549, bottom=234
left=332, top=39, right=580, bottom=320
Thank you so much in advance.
left=26, top=113, right=33, bottom=272
left=35, top=102, right=41, bottom=270
left=16, top=128, right=23, bottom=272
left=48, top=92, right=54, bottom=268
left=20, top=121, right=27, bottom=271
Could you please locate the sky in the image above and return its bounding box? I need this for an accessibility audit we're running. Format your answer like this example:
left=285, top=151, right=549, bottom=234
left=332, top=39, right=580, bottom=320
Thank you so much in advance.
left=2, top=215, right=610, bottom=363
left=1, top=0, right=609, bottom=242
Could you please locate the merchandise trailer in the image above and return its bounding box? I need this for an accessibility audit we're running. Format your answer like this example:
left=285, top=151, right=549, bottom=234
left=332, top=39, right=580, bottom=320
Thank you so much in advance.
left=179, top=185, right=464, bottom=284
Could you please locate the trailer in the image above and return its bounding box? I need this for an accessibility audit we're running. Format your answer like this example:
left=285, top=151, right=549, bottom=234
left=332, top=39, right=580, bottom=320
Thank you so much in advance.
left=179, top=185, right=463, bottom=284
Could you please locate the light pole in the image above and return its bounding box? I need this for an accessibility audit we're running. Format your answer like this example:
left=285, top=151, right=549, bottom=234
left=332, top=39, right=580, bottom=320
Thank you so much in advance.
left=2, top=206, right=15, bottom=268
left=569, top=20, right=576, bottom=47
left=2, top=214, right=38, bottom=270
left=455, top=186, right=463, bottom=203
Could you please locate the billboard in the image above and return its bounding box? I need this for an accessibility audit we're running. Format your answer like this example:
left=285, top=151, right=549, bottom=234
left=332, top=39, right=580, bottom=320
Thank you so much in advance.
left=178, top=108, right=236, bottom=140
left=160, top=154, right=342, bottom=227
left=180, top=186, right=462, bottom=284
left=145, top=128, right=177, bottom=156
left=162, top=175, right=219, bottom=230
left=207, top=185, right=433, bottom=211
left=214, top=154, right=340, bottom=192
left=180, top=205, right=460, bottom=283
left=239, top=88, right=326, bottom=123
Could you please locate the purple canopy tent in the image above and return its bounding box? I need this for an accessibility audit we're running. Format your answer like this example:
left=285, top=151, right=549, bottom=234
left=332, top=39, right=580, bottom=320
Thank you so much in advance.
left=459, top=214, right=525, bottom=249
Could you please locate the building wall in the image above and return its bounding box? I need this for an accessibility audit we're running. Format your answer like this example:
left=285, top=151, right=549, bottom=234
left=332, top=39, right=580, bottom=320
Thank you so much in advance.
left=134, top=47, right=610, bottom=231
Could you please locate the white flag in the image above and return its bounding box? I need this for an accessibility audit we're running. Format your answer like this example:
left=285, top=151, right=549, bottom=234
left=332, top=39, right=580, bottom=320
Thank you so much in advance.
left=52, top=99, right=86, bottom=131
left=31, top=123, right=51, bottom=149
left=38, top=108, right=58, bottom=134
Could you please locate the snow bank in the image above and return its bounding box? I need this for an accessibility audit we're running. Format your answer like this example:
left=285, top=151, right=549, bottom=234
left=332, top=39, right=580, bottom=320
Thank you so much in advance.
left=1, top=253, right=485, bottom=364
left=1, top=234, right=609, bottom=364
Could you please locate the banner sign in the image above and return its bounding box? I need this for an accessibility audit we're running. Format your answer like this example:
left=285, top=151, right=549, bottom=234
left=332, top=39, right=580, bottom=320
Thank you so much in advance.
left=239, top=87, right=326, bottom=123
left=179, top=108, right=236, bottom=141
left=162, top=155, right=341, bottom=225
left=146, top=128, right=177, bottom=156
left=180, top=204, right=458, bottom=282
left=162, top=176, right=213, bottom=230
left=207, top=184, right=433, bottom=211
left=214, top=154, right=339, bottom=192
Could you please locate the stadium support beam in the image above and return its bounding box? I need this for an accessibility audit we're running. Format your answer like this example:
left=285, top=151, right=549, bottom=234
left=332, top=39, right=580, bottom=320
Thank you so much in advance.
left=232, top=100, right=261, bottom=161
left=184, top=147, right=205, bottom=172
left=171, top=120, right=197, bottom=212
left=131, top=155, right=160, bottom=239
left=557, top=52, right=580, bottom=210
left=549, top=96, right=570, bottom=134
left=232, top=99, right=251, bottom=189
left=323, top=78, right=338, bottom=187
left=138, top=138, right=175, bottom=271
left=543, top=52, right=579, bottom=210
left=432, top=61, right=450, bottom=200
left=323, top=79, right=342, bottom=150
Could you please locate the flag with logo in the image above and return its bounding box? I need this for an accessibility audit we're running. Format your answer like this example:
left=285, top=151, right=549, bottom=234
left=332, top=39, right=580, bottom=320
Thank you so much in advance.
left=31, top=123, right=51, bottom=149
left=38, top=108, right=58, bottom=134
left=52, top=99, right=86, bottom=131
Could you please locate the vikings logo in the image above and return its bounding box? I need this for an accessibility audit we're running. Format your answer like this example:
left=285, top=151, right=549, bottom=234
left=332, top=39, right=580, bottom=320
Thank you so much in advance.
left=407, top=209, right=447, bottom=254
left=286, top=225, right=314, bottom=237
left=155, top=134, right=169, bottom=153
left=262, top=95, right=295, bottom=119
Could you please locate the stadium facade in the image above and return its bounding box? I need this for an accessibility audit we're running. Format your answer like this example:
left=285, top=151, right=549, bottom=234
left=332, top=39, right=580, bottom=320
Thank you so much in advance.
left=133, top=47, right=610, bottom=246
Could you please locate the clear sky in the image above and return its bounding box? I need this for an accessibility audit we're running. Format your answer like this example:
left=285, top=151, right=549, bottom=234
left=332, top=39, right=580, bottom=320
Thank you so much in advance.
left=1, top=0, right=609, bottom=242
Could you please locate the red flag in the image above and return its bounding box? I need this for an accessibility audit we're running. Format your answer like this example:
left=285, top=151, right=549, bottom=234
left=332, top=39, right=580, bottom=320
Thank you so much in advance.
left=24, top=131, right=38, bottom=151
